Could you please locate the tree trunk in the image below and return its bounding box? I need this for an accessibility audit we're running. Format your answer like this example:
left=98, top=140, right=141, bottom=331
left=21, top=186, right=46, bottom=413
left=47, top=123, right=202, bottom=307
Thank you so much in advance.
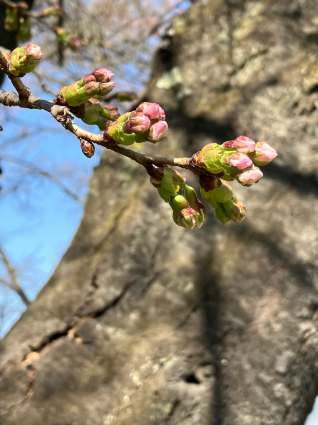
left=2, top=1, right=318, bottom=424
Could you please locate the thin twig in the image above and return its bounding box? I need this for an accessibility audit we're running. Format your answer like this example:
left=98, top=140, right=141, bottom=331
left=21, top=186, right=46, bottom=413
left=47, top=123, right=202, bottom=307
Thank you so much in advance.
left=0, top=0, right=59, bottom=19
left=0, top=246, right=30, bottom=306
left=1, top=154, right=84, bottom=203
left=0, top=51, right=214, bottom=176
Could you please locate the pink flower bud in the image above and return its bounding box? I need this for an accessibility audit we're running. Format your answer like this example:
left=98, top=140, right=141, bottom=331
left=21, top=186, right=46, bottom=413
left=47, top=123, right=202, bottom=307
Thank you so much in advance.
left=228, top=152, right=253, bottom=170
left=122, top=112, right=151, bottom=134
left=223, top=136, right=256, bottom=153
left=102, top=105, right=120, bottom=121
left=67, top=37, right=82, bottom=51
left=25, top=43, right=42, bottom=60
left=92, top=68, right=114, bottom=83
left=148, top=121, right=168, bottom=143
left=252, top=142, right=278, bottom=166
left=99, top=82, right=116, bottom=96
left=237, top=166, right=263, bottom=186
left=82, top=74, right=96, bottom=84
left=136, top=102, right=165, bottom=121
left=234, top=136, right=256, bottom=153
left=83, top=81, right=99, bottom=95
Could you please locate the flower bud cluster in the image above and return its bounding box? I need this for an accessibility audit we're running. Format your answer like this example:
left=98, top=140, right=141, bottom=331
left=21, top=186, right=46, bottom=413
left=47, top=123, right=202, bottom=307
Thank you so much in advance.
left=73, top=98, right=120, bottom=131
left=104, top=102, right=168, bottom=146
left=17, top=16, right=31, bottom=42
left=146, top=164, right=206, bottom=229
left=54, top=27, right=82, bottom=52
left=5, top=8, right=18, bottom=32
left=8, top=43, right=42, bottom=76
left=199, top=176, right=246, bottom=225
left=192, top=136, right=277, bottom=187
left=58, top=68, right=115, bottom=107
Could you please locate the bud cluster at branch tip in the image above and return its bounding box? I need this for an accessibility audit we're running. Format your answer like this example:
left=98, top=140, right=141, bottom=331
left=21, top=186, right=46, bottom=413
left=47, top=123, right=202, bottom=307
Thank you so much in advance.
left=8, top=44, right=42, bottom=76
left=17, top=16, right=31, bottom=42
left=5, top=2, right=30, bottom=33
left=5, top=7, right=18, bottom=32
left=57, top=69, right=115, bottom=107
left=192, top=135, right=277, bottom=185
left=145, top=164, right=206, bottom=229
left=104, top=102, right=168, bottom=145
left=199, top=176, right=246, bottom=225
left=54, top=27, right=82, bottom=52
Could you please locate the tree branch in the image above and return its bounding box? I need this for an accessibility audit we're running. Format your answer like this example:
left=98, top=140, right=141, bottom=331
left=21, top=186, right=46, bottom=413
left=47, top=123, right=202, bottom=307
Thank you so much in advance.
left=0, top=51, right=216, bottom=176
left=0, top=246, right=30, bottom=306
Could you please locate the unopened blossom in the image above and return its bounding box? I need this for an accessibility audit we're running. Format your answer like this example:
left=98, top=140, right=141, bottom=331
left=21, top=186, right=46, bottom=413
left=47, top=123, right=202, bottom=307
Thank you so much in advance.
left=8, top=44, right=42, bottom=76
left=237, top=166, right=263, bottom=186
left=170, top=195, right=199, bottom=229
left=80, top=140, right=95, bottom=158
left=136, top=102, right=165, bottom=121
left=251, top=142, right=278, bottom=166
left=227, top=152, right=253, bottom=170
left=122, top=112, right=151, bottom=134
left=148, top=121, right=168, bottom=143
left=223, top=136, right=256, bottom=154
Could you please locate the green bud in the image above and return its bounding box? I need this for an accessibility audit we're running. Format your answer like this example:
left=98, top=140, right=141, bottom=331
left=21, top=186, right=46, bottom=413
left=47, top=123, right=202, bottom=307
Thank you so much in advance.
left=145, top=164, right=186, bottom=203
left=17, top=16, right=32, bottom=42
left=170, top=194, right=199, bottom=229
left=183, top=184, right=206, bottom=229
left=5, top=8, right=18, bottom=32
left=8, top=44, right=42, bottom=76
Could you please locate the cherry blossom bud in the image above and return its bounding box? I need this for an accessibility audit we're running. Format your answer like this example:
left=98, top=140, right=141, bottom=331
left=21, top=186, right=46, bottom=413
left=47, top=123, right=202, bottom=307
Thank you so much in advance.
left=227, top=152, right=253, bottom=170
left=214, top=198, right=246, bottom=225
left=98, top=82, right=116, bottom=97
left=223, top=136, right=256, bottom=154
left=122, top=112, right=151, bottom=134
left=81, top=74, right=96, bottom=85
left=17, top=17, right=31, bottom=43
left=251, top=142, right=278, bottom=166
left=41, top=5, right=61, bottom=17
left=237, top=166, right=263, bottom=186
left=5, top=8, right=18, bottom=32
left=67, top=37, right=82, bottom=51
left=148, top=121, right=168, bottom=143
left=55, top=27, right=82, bottom=51
left=92, top=68, right=114, bottom=83
left=136, top=102, right=165, bottom=121
left=146, top=164, right=185, bottom=203
left=80, top=140, right=95, bottom=158
left=183, top=184, right=206, bottom=228
left=100, top=104, right=120, bottom=121
left=8, top=44, right=42, bottom=76
left=59, top=70, right=115, bottom=107
left=170, top=195, right=198, bottom=229
left=25, top=43, right=42, bottom=60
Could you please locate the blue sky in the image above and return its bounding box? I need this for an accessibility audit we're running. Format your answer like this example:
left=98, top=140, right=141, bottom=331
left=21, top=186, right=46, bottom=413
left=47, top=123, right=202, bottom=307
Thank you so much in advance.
left=0, top=74, right=101, bottom=336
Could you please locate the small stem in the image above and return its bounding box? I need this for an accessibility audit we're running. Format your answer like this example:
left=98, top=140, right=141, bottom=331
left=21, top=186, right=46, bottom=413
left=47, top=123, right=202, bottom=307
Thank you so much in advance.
left=0, top=85, right=214, bottom=176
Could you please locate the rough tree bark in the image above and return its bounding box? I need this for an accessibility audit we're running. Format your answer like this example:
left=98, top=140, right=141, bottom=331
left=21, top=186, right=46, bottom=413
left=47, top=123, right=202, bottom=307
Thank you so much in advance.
left=1, top=0, right=318, bottom=424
